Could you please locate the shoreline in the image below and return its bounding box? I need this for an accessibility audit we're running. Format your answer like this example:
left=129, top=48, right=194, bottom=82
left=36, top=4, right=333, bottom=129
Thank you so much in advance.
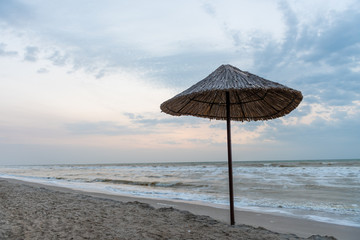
left=1, top=177, right=359, bottom=239
left=2, top=175, right=358, bottom=228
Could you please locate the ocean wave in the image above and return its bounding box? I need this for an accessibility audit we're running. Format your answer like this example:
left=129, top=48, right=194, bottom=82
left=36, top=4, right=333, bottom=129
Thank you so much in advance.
left=89, top=178, right=208, bottom=189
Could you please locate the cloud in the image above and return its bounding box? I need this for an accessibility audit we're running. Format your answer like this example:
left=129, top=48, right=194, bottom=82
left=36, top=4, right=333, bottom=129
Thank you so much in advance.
left=2, top=0, right=358, bottom=94
left=0, top=0, right=31, bottom=26
left=24, top=46, right=39, bottom=62
left=0, top=1, right=268, bottom=86
left=258, top=99, right=360, bottom=151
left=37, top=68, right=49, bottom=74
left=124, top=112, right=206, bottom=128
left=244, top=1, right=360, bottom=118
left=136, top=51, right=251, bottom=88
left=0, top=43, right=17, bottom=57
left=281, top=100, right=360, bottom=126
left=122, top=112, right=280, bottom=146
left=272, top=117, right=360, bottom=158
left=95, top=69, right=106, bottom=79
left=299, top=10, right=360, bottom=67
left=209, top=123, right=226, bottom=130
left=65, top=121, right=151, bottom=136
left=202, top=3, right=216, bottom=17
left=48, top=50, right=70, bottom=66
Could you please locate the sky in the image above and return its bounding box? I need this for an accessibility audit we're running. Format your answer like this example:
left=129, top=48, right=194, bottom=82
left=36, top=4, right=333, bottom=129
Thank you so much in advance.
left=1, top=0, right=360, bottom=165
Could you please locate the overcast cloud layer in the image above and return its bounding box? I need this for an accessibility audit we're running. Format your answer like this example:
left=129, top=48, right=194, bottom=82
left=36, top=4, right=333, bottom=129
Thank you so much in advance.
left=1, top=0, right=359, bottom=165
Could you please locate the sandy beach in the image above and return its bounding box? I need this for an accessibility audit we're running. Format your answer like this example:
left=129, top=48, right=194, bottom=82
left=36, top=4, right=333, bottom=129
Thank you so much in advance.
left=1, top=178, right=358, bottom=240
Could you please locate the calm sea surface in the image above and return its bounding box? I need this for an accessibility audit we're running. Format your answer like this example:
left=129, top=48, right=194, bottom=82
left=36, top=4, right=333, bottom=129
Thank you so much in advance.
left=1, top=159, right=359, bottom=227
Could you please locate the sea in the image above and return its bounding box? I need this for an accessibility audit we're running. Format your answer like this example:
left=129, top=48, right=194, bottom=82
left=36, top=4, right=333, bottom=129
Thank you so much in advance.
left=0, top=159, right=359, bottom=228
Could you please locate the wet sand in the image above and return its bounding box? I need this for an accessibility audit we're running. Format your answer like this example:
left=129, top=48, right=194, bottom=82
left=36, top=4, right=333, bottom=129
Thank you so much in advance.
left=1, top=178, right=358, bottom=239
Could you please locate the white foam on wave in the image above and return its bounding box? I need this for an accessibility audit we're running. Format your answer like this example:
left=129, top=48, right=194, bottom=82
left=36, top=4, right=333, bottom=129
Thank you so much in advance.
left=304, top=215, right=360, bottom=228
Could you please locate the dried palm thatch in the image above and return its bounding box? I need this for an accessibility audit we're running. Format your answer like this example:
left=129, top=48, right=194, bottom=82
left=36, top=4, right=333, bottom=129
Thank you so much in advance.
left=161, top=64, right=303, bottom=121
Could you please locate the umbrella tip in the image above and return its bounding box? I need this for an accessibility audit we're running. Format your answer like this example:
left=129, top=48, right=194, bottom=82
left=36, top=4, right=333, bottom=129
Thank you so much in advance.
left=220, top=64, right=237, bottom=69
left=219, top=64, right=243, bottom=73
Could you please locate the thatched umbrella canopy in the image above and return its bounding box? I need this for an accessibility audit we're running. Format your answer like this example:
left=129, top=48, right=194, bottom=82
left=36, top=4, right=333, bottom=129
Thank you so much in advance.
left=160, top=64, right=302, bottom=225
left=161, top=64, right=302, bottom=121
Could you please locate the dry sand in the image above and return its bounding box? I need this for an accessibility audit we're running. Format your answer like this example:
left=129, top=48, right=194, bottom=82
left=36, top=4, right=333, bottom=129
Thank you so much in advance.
left=0, top=178, right=356, bottom=240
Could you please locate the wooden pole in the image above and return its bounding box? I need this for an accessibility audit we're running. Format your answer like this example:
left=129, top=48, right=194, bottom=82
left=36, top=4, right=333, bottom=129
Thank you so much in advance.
left=226, top=91, right=235, bottom=225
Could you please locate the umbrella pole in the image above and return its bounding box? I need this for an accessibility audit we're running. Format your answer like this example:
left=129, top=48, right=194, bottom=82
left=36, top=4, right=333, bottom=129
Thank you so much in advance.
left=226, top=91, right=235, bottom=225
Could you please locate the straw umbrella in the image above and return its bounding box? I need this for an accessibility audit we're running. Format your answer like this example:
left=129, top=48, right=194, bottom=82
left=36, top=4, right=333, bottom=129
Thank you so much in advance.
left=160, top=64, right=302, bottom=225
